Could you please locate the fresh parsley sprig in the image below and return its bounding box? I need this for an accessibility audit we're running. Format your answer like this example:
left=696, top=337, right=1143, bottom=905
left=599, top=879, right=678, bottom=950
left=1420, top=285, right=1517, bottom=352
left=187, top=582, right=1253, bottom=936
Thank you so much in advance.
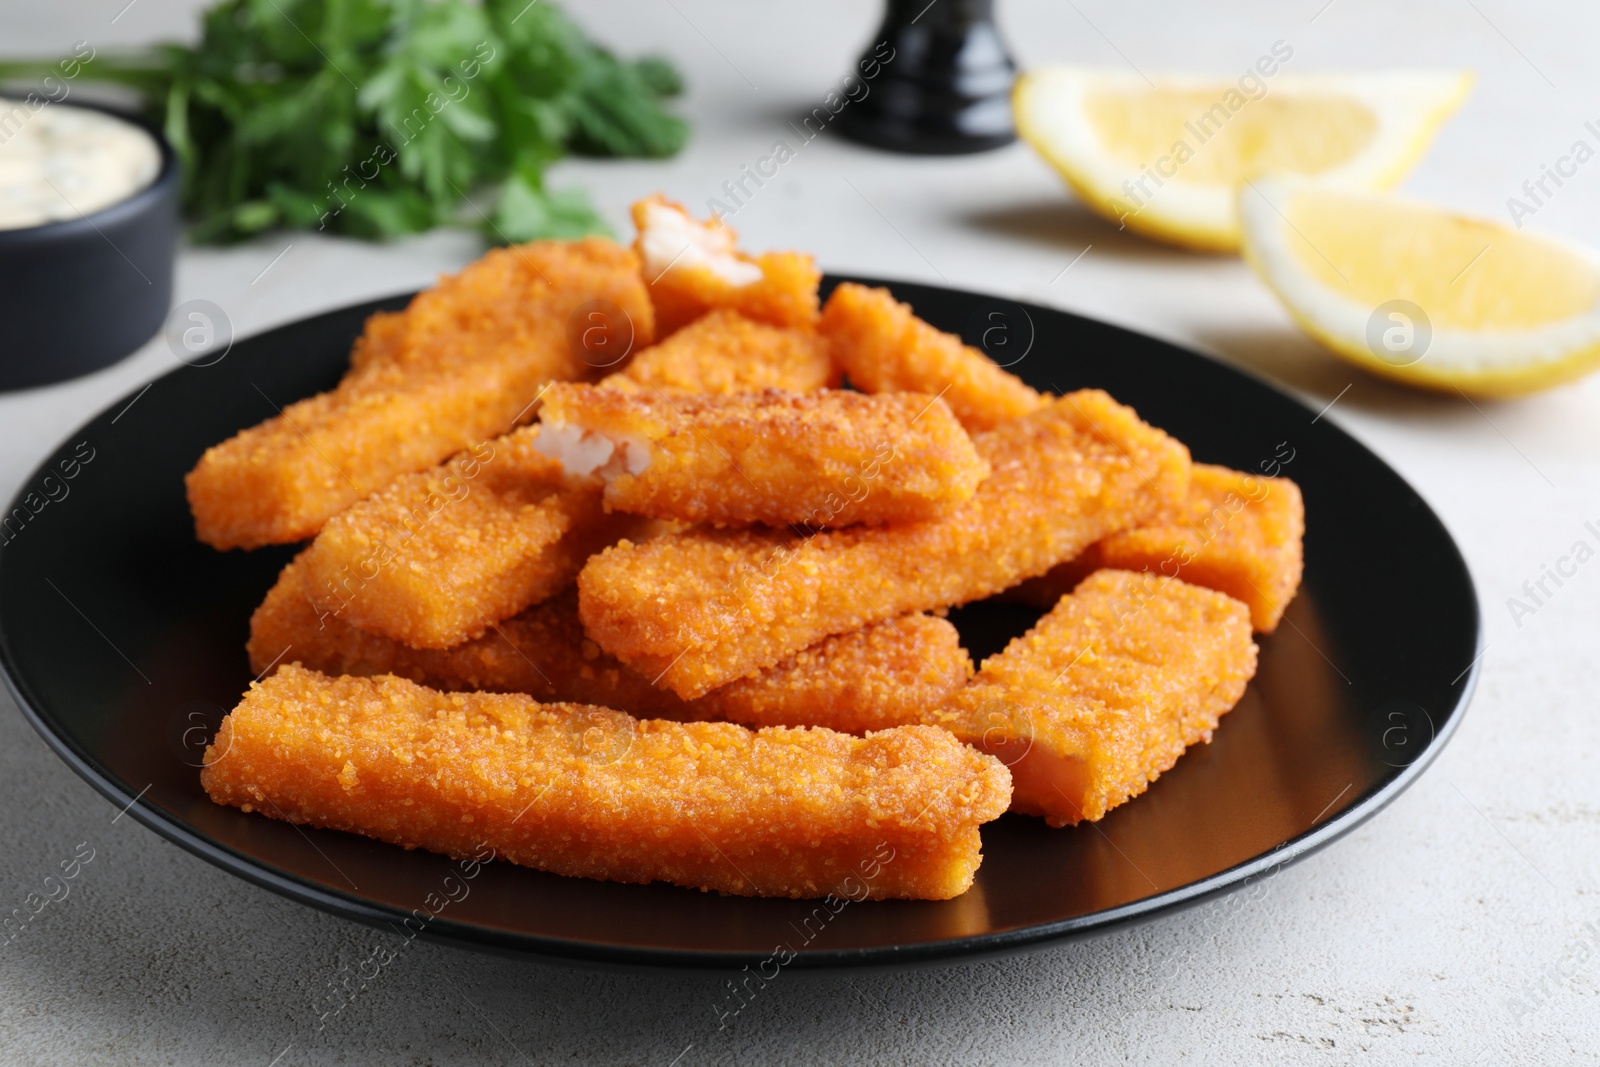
left=0, top=0, right=687, bottom=243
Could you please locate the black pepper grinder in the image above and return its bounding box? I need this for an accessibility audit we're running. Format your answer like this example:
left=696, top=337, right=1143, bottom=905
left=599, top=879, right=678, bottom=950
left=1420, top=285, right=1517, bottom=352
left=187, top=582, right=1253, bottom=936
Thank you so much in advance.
left=835, top=0, right=1018, bottom=154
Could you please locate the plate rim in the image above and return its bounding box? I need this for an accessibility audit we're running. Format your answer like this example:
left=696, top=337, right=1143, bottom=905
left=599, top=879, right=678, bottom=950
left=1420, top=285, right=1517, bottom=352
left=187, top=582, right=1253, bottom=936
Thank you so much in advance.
left=0, top=277, right=1483, bottom=971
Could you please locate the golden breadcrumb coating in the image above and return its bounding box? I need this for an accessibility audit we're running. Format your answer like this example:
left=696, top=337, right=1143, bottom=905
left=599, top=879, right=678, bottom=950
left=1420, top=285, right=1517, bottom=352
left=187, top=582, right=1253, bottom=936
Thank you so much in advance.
left=202, top=666, right=1011, bottom=900
left=820, top=283, right=1047, bottom=432
left=186, top=238, right=653, bottom=549
left=931, top=570, right=1258, bottom=827
left=1007, top=465, right=1305, bottom=632
left=537, top=384, right=987, bottom=527
left=578, top=390, right=1192, bottom=698
left=298, top=426, right=638, bottom=649
left=1098, top=466, right=1304, bottom=632
left=706, top=612, right=975, bottom=733
left=602, top=309, right=838, bottom=395
left=250, top=556, right=971, bottom=732
left=251, top=559, right=678, bottom=711
left=631, top=196, right=820, bottom=335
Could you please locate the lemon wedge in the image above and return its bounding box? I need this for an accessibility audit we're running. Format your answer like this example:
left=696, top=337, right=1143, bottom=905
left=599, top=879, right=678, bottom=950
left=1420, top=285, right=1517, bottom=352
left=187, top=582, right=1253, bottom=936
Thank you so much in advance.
left=1014, top=66, right=1473, bottom=251
left=1240, top=179, right=1600, bottom=396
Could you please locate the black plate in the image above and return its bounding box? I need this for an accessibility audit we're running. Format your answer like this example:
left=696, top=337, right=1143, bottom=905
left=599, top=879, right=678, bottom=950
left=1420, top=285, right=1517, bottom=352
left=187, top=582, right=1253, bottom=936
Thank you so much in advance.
left=0, top=276, right=1480, bottom=970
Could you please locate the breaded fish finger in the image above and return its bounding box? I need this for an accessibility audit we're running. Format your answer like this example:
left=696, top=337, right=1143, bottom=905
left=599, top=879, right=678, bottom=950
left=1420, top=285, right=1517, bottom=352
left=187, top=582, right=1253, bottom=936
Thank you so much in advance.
left=537, top=385, right=987, bottom=527
left=820, top=282, right=1047, bottom=432
left=578, top=390, right=1191, bottom=698
left=201, top=666, right=1012, bottom=900
left=932, top=570, right=1258, bottom=827
left=706, top=612, right=975, bottom=733
left=250, top=557, right=972, bottom=731
left=186, top=238, right=652, bottom=549
left=1007, top=465, right=1305, bottom=632
left=602, top=309, right=838, bottom=395
left=299, top=426, right=636, bottom=649
left=252, top=558, right=681, bottom=711
left=632, top=196, right=820, bottom=335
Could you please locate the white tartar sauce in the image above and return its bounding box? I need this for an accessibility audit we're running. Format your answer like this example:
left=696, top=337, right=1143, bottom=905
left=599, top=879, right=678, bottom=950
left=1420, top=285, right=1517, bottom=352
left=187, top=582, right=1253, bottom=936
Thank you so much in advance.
left=0, top=101, right=162, bottom=231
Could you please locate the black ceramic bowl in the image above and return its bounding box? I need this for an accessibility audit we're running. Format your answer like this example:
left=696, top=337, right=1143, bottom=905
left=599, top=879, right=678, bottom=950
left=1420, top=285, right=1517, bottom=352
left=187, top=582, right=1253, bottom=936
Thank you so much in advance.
left=0, top=99, right=178, bottom=391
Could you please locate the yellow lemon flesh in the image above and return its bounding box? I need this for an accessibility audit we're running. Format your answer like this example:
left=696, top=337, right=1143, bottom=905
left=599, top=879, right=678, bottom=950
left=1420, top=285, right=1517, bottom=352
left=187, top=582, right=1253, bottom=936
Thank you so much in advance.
left=1083, top=90, right=1377, bottom=186
left=1015, top=67, right=1472, bottom=252
left=1240, top=179, right=1600, bottom=396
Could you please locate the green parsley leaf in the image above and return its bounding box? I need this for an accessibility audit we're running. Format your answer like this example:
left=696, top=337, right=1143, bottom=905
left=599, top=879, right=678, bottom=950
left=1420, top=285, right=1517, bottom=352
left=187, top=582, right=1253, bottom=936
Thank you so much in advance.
left=0, top=0, right=687, bottom=244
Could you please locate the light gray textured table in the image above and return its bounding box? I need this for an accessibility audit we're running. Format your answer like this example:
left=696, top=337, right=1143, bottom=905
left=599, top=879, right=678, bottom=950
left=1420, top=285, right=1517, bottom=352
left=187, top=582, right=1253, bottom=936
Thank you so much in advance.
left=3, top=1, right=1597, bottom=1063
